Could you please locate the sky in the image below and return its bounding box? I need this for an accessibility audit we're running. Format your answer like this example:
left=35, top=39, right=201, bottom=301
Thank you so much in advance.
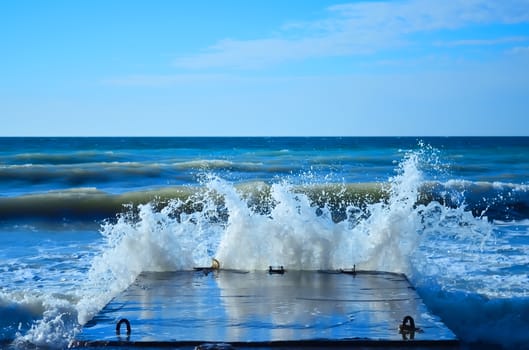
left=1, top=0, right=529, bottom=136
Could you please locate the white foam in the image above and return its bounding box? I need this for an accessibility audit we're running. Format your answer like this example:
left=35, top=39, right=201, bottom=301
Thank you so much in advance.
left=74, top=150, right=427, bottom=330
left=75, top=198, right=223, bottom=325
left=11, top=145, right=529, bottom=348
left=1, top=289, right=79, bottom=348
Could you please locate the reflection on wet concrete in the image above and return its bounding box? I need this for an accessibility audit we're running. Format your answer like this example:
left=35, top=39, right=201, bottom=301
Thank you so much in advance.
left=78, top=270, right=456, bottom=345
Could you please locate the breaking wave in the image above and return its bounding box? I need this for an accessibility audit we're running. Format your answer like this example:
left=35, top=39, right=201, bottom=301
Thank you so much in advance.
left=3, top=147, right=529, bottom=349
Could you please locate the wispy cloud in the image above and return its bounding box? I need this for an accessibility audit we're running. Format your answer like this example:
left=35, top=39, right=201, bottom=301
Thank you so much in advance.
left=101, top=73, right=233, bottom=87
left=173, top=0, right=529, bottom=70
left=434, top=36, right=529, bottom=47
left=508, top=45, right=529, bottom=55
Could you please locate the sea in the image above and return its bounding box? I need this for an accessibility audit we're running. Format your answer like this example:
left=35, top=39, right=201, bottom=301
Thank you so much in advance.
left=0, top=137, right=528, bottom=349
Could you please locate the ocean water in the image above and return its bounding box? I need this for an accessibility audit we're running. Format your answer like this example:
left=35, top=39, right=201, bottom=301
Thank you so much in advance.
left=0, top=137, right=528, bottom=349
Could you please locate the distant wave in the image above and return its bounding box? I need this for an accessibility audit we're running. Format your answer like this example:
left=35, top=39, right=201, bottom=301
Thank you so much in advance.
left=0, top=163, right=166, bottom=190
left=421, top=180, right=529, bottom=220
left=0, top=160, right=297, bottom=189
left=174, top=159, right=265, bottom=171
left=0, top=187, right=192, bottom=222
left=1, top=180, right=527, bottom=223
left=7, top=151, right=125, bottom=165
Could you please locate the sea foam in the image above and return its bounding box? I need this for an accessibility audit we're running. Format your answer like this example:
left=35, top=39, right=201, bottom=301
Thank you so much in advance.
left=10, top=147, right=529, bottom=349
left=73, top=149, right=429, bottom=326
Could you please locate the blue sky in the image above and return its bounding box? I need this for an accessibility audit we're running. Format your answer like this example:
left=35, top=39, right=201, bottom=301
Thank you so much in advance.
left=1, top=0, right=529, bottom=136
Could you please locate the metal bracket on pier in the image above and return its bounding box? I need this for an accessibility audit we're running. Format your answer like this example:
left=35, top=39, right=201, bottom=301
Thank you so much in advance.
left=268, top=266, right=285, bottom=274
left=194, top=258, right=221, bottom=276
left=340, top=264, right=356, bottom=276
left=399, top=315, right=423, bottom=340
left=115, top=318, right=131, bottom=340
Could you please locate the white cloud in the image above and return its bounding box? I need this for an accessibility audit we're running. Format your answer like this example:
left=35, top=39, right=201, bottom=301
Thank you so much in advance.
left=101, top=73, right=233, bottom=87
left=329, top=0, right=529, bottom=31
left=173, top=0, right=529, bottom=70
left=434, top=36, right=529, bottom=47
left=508, top=45, right=529, bottom=55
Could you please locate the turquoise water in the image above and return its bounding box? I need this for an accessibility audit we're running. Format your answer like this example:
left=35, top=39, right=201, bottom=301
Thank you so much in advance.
left=1, top=137, right=528, bottom=349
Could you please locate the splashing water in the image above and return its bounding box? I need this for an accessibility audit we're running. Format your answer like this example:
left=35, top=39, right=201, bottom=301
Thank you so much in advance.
left=70, top=148, right=446, bottom=330
left=10, top=146, right=528, bottom=349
